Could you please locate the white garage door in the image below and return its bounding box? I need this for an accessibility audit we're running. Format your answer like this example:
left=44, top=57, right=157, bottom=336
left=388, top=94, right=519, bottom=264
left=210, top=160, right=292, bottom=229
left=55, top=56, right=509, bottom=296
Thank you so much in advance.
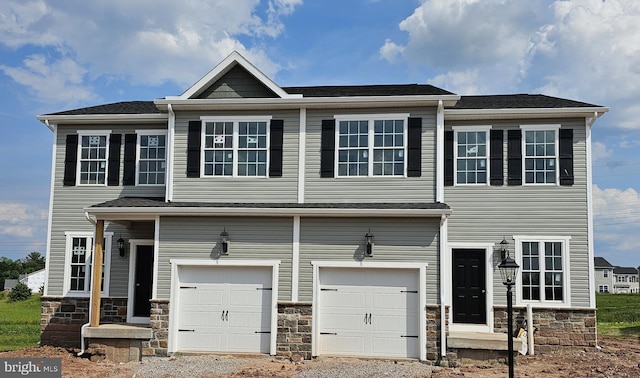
left=175, top=265, right=272, bottom=353
left=318, top=268, right=420, bottom=358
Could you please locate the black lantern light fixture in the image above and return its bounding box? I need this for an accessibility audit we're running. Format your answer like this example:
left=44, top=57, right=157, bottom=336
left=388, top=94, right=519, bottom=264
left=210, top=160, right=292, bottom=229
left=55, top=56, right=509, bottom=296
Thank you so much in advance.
left=498, top=238, right=520, bottom=378
left=365, top=229, right=374, bottom=257
left=500, top=237, right=510, bottom=260
left=220, top=228, right=230, bottom=255
left=117, top=236, right=126, bottom=258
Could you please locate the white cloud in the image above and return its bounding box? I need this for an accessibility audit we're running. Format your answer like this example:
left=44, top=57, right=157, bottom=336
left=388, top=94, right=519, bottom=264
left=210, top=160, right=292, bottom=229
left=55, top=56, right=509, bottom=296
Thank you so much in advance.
left=382, top=0, right=640, bottom=132
left=430, top=69, right=482, bottom=95
left=593, top=185, right=640, bottom=254
left=0, top=0, right=303, bottom=105
left=0, top=203, right=47, bottom=238
left=0, top=54, right=97, bottom=106
left=591, top=142, right=612, bottom=161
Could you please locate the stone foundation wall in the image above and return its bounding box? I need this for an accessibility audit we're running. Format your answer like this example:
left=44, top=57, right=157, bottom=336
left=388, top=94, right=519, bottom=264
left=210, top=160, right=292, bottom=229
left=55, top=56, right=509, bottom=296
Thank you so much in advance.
left=428, top=305, right=451, bottom=364
left=493, top=306, right=597, bottom=353
left=40, top=296, right=128, bottom=347
left=143, top=299, right=170, bottom=357
left=277, top=302, right=312, bottom=361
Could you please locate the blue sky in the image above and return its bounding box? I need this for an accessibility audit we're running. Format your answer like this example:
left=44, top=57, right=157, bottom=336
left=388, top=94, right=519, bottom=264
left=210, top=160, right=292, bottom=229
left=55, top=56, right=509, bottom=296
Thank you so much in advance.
left=0, top=0, right=639, bottom=268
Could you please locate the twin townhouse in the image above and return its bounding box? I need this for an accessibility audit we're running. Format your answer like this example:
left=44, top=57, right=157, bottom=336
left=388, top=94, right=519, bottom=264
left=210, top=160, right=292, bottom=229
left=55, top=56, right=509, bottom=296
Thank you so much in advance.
left=37, top=51, right=607, bottom=363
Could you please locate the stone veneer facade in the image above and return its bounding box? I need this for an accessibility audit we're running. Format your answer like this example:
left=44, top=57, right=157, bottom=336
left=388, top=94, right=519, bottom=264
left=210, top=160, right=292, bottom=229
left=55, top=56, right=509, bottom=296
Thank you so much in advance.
left=40, top=296, right=127, bottom=347
left=41, top=297, right=596, bottom=361
left=493, top=306, right=597, bottom=353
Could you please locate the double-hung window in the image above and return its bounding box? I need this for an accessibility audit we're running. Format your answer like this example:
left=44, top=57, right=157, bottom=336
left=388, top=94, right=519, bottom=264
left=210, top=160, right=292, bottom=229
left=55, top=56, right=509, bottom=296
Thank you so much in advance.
left=515, top=236, right=570, bottom=305
left=201, top=116, right=271, bottom=177
left=335, top=114, right=407, bottom=177
left=137, top=131, right=166, bottom=185
left=453, top=127, right=490, bottom=184
left=521, top=125, right=560, bottom=184
left=78, top=132, right=110, bottom=185
left=64, top=232, right=112, bottom=296
left=598, top=285, right=609, bottom=293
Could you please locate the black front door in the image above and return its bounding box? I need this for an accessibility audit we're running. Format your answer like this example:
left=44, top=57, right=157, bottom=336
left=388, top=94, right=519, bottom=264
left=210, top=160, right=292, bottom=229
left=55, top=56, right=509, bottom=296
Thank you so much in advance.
left=133, top=245, right=154, bottom=317
left=452, top=249, right=486, bottom=324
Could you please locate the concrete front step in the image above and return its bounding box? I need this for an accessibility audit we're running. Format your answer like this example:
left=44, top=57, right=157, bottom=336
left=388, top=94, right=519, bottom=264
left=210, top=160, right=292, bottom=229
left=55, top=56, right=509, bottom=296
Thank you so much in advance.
left=447, top=331, right=524, bottom=351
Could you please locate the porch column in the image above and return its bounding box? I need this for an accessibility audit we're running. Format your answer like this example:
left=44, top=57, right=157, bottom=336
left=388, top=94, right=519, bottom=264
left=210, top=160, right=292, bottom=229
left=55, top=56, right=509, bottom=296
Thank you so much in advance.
left=90, top=219, right=104, bottom=327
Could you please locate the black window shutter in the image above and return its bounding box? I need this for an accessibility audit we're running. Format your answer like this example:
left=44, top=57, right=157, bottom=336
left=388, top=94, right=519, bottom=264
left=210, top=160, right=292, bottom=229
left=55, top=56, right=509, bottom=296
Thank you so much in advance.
left=489, top=130, right=504, bottom=186
left=507, top=129, right=522, bottom=185
left=123, top=134, right=137, bottom=186
left=107, top=134, right=121, bottom=186
left=269, top=120, right=284, bottom=177
left=444, top=131, right=454, bottom=186
left=320, top=119, right=335, bottom=178
left=63, top=134, right=78, bottom=186
left=407, top=117, right=422, bottom=177
left=559, top=128, right=574, bottom=186
left=187, top=121, right=201, bottom=178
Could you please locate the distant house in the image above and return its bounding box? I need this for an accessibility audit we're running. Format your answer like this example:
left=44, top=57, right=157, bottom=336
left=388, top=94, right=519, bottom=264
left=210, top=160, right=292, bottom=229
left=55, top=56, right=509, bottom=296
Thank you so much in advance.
left=613, top=266, right=639, bottom=294
left=3, top=279, right=18, bottom=291
left=594, top=256, right=614, bottom=293
left=19, top=269, right=46, bottom=293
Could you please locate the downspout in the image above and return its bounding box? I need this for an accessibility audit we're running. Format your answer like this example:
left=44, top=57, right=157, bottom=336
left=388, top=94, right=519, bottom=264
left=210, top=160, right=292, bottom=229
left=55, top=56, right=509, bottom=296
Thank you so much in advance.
left=439, top=214, right=448, bottom=359
left=78, top=211, right=97, bottom=356
left=586, top=111, right=604, bottom=348
left=436, top=100, right=447, bottom=359
left=166, top=104, right=175, bottom=202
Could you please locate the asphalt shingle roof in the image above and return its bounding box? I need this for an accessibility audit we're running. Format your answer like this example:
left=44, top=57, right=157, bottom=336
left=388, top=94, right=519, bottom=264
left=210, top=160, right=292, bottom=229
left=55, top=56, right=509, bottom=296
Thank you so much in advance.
left=46, top=101, right=164, bottom=116
left=453, top=94, right=601, bottom=109
left=282, top=84, right=455, bottom=97
left=594, top=256, right=614, bottom=268
left=90, top=197, right=450, bottom=210
left=41, top=90, right=602, bottom=116
left=613, top=266, right=638, bottom=275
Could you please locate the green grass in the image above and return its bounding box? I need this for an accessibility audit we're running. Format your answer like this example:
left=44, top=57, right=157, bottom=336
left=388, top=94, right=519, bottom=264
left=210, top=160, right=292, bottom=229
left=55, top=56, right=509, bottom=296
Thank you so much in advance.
left=596, top=293, right=640, bottom=337
left=0, top=293, right=41, bottom=351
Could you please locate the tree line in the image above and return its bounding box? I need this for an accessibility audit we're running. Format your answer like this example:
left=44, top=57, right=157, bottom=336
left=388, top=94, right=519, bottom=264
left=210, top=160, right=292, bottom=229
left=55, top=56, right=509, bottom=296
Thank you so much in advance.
left=0, top=252, right=45, bottom=291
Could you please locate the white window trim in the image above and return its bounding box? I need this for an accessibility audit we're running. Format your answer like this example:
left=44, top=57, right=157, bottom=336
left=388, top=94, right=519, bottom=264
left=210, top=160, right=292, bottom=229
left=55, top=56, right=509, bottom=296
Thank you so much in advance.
left=520, top=125, right=561, bottom=186
left=333, top=114, right=410, bottom=178
left=199, top=116, right=272, bottom=178
left=135, top=129, right=168, bottom=186
left=63, top=231, right=113, bottom=297
left=76, top=130, right=112, bottom=186
left=513, top=235, right=571, bottom=308
left=452, top=125, right=491, bottom=186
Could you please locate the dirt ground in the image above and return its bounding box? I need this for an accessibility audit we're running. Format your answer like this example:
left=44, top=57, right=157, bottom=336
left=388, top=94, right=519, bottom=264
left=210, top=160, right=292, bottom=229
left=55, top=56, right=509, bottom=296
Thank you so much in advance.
left=1, top=336, right=639, bottom=377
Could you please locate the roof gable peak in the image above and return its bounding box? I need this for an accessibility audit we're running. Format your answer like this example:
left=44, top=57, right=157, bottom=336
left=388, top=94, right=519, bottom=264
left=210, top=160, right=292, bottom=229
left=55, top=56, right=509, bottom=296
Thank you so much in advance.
left=168, top=51, right=300, bottom=100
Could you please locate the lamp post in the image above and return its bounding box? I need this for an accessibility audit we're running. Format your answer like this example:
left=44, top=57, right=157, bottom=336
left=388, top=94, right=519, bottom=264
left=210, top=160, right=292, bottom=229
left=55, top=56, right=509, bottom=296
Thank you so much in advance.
left=498, top=238, right=519, bottom=378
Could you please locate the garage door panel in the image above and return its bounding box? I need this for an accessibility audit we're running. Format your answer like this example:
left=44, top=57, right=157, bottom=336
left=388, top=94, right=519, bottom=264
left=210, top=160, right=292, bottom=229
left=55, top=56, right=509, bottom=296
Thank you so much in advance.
left=371, top=335, right=419, bottom=358
left=319, top=334, right=366, bottom=355
left=317, top=267, right=421, bottom=359
left=175, top=265, right=273, bottom=354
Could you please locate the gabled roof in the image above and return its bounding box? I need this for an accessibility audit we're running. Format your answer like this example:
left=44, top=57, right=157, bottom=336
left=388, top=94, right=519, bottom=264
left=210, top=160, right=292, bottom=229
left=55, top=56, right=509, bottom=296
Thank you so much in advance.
left=613, top=266, right=638, bottom=275
left=594, top=256, right=614, bottom=268
left=170, top=51, right=300, bottom=100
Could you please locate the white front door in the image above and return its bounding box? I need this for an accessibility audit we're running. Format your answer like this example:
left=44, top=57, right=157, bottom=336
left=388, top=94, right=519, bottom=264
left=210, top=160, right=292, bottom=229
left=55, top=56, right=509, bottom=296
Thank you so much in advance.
left=317, top=267, right=420, bottom=358
left=175, top=265, right=272, bottom=353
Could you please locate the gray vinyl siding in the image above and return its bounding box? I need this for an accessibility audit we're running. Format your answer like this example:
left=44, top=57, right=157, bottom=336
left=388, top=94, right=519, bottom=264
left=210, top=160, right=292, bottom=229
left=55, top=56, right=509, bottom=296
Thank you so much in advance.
left=298, top=217, right=440, bottom=303
left=196, top=65, right=277, bottom=99
left=171, top=110, right=299, bottom=202
left=47, top=125, right=166, bottom=297
left=304, top=107, right=437, bottom=202
left=444, top=118, right=591, bottom=307
left=156, top=216, right=293, bottom=301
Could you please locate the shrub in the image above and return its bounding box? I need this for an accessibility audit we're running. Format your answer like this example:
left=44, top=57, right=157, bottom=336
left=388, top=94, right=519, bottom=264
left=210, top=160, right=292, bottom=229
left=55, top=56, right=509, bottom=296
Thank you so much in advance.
left=8, top=283, right=32, bottom=302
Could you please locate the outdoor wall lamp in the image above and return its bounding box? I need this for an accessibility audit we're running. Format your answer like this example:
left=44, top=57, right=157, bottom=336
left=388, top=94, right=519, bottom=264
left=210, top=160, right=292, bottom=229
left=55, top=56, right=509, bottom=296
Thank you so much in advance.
left=117, top=236, right=126, bottom=258
left=365, top=229, right=374, bottom=257
left=500, top=237, right=510, bottom=261
left=498, top=237, right=520, bottom=378
left=220, top=228, right=230, bottom=255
